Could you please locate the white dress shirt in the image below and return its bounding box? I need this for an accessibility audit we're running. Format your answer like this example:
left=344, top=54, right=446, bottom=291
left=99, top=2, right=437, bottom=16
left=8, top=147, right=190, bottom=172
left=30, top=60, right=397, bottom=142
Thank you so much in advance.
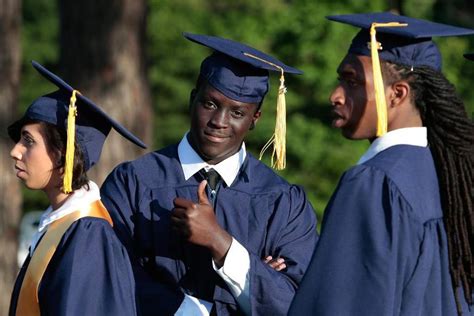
left=357, top=127, right=428, bottom=165
left=174, top=133, right=251, bottom=316
left=29, top=181, right=101, bottom=255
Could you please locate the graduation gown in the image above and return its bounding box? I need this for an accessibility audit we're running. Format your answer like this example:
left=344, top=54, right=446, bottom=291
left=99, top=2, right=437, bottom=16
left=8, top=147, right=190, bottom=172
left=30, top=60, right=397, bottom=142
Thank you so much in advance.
left=289, top=145, right=473, bottom=315
left=100, top=144, right=318, bottom=315
left=9, top=217, right=137, bottom=316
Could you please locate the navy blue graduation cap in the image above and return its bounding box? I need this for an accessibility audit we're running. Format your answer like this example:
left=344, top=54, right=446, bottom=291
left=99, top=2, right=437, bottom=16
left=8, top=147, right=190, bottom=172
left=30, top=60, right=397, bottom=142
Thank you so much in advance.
left=183, top=32, right=303, bottom=169
left=8, top=61, right=147, bottom=192
left=327, top=12, right=474, bottom=71
left=326, top=12, right=474, bottom=137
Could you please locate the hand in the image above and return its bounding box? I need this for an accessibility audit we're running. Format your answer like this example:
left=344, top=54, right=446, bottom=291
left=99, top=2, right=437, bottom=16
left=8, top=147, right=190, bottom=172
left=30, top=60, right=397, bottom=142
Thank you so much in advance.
left=171, top=180, right=232, bottom=267
left=264, top=256, right=286, bottom=271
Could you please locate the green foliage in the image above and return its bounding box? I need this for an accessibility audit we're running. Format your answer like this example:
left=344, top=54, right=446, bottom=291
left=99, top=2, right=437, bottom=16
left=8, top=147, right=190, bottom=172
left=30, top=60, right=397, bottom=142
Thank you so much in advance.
left=18, top=0, right=474, bottom=218
left=20, top=0, right=59, bottom=113
left=146, top=0, right=384, bottom=218
left=17, top=0, right=59, bottom=212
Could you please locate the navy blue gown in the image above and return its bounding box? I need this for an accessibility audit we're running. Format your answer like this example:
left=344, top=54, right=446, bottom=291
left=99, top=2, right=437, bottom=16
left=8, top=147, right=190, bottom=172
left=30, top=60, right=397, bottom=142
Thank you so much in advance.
left=9, top=217, right=137, bottom=316
left=289, top=145, right=473, bottom=315
left=100, top=144, right=318, bottom=315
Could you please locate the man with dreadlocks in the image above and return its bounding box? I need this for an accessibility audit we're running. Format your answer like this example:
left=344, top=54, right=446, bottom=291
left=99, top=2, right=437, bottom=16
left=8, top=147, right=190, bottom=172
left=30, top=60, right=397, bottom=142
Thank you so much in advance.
left=289, top=12, right=474, bottom=316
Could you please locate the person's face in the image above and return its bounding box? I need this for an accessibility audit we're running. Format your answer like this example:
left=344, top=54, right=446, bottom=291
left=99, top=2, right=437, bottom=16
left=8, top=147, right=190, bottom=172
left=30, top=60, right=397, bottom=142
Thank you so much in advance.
left=329, top=54, right=379, bottom=140
left=188, top=82, right=261, bottom=165
left=10, top=123, right=61, bottom=192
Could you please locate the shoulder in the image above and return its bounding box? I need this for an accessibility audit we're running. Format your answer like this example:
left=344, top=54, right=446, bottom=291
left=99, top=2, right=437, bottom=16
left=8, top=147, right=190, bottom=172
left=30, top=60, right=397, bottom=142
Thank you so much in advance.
left=60, top=217, right=121, bottom=246
left=105, top=144, right=182, bottom=187
left=239, top=154, right=295, bottom=193
left=339, top=146, right=442, bottom=221
left=117, top=144, right=179, bottom=174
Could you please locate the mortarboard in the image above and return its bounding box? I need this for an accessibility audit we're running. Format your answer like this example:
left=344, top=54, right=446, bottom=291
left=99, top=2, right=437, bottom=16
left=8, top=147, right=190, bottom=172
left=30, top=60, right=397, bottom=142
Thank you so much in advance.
left=327, top=12, right=474, bottom=137
left=183, top=32, right=303, bottom=170
left=8, top=61, right=147, bottom=193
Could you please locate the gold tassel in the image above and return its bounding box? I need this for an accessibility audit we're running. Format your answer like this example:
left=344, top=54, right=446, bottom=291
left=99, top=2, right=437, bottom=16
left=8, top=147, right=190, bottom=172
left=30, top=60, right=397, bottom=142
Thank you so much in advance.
left=272, top=72, right=286, bottom=169
left=369, top=22, right=407, bottom=137
left=63, top=90, right=80, bottom=193
left=243, top=52, right=287, bottom=170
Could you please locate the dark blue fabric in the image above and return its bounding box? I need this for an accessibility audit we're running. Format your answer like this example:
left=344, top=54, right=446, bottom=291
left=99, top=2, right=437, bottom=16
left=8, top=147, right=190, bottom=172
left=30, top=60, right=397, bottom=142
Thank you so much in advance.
left=100, top=144, right=318, bottom=316
left=7, top=61, right=146, bottom=170
left=289, top=145, right=474, bottom=315
left=9, top=217, right=137, bottom=316
left=200, top=53, right=270, bottom=104
left=326, top=12, right=474, bottom=71
left=183, top=33, right=302, bottom=103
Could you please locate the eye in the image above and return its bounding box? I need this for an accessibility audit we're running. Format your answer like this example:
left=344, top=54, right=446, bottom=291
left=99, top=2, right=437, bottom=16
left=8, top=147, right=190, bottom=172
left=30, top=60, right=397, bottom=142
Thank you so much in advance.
left=202, top=100, right=217, bottom=109
left=337, top=76, right=358, bottom=88
left=231, top=110, right=245, bottom=118
left=346, top=79, right=358, bottom=87
left=22, top=134, right=35, bottom=146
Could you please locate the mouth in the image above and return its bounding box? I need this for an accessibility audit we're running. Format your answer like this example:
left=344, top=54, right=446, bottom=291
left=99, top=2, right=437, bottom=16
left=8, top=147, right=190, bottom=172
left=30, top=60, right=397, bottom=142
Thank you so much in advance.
left=14, top=165, right=27, bottom=176
left=203, top=131, right=229, bottom=143
left=15, top=165, right=25, bottom=172
left=331, top=110, right=346, bottom=128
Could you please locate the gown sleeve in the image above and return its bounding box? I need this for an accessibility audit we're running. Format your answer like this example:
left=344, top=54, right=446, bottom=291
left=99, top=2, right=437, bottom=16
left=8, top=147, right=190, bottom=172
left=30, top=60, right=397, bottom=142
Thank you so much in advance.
left=242, top=185, right=318, bottom=316
left=288, top=166, right=425, bottom=316
left=101, top=163, right=184, bottom=315
left=38, top=217, right=137, bottom=316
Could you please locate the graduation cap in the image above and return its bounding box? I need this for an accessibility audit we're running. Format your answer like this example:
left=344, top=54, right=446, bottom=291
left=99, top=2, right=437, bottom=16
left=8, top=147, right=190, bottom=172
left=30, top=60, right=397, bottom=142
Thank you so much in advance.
left=183, top=32, right=303, bottom=170
left=327, top=12, right=474, bottom=137
left=8, top=61, right=147, bottom=193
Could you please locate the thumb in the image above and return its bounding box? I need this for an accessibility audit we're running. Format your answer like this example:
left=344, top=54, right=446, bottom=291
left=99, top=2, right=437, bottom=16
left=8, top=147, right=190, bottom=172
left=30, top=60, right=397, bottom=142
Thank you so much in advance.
left=198, top=180, right=210, bottom=205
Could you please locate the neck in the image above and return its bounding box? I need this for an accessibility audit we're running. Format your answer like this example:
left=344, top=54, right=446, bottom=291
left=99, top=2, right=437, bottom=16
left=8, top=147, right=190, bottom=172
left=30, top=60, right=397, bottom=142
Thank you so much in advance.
left=45, top=187, right=71, bottom=210
left=388, top=116, right=423, bottom=131
left=388, top=100, right=423, bottom=131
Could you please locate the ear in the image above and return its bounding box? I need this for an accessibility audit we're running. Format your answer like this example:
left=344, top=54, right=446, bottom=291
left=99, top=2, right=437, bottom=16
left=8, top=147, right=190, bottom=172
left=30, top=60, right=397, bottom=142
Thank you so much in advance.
left=387, top=80, right=410, bottom=109
left=250, top=110, right=262, bottom=130
left=50, top=149, right=64, bottom=170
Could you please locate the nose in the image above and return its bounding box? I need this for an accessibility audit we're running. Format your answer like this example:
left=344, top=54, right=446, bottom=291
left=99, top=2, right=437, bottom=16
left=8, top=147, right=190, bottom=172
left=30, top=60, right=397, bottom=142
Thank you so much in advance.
left=210, top=108, right=229, bottom=128
left=10, top=143, right=23, bottom=161
left=330, top=85, right=344, bottom=107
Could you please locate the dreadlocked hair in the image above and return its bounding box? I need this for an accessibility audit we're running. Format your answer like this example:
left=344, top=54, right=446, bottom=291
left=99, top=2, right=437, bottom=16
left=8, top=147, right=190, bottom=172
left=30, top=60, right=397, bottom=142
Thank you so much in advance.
left=382, top=61, right=474, bottom=314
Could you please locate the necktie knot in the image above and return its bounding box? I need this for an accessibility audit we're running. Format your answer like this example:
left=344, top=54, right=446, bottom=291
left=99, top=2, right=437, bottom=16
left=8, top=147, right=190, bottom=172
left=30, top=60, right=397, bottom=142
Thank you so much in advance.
left=205, top=168, right=220, bottom=190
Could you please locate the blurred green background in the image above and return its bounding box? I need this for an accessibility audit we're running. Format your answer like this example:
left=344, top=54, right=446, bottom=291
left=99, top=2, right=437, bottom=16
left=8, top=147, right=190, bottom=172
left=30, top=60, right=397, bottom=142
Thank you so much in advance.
left=19, top=0, right=474, bottom=223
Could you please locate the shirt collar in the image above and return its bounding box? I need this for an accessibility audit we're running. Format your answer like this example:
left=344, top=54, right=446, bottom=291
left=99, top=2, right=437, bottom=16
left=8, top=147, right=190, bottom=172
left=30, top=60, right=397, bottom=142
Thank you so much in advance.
left=37, top=181, right=101, bottom=232
left=29, top=181, right=101, bottom=255
left=357, top=127, right=428, bottom=165
left=178, top=133, right=246, bottom=187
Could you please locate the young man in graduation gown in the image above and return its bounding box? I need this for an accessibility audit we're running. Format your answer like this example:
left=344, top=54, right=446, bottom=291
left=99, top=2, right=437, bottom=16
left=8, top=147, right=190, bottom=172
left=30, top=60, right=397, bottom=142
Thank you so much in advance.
left=289, top=12, right=474, bottom=316
left=100, top=33, right=318, bottom=316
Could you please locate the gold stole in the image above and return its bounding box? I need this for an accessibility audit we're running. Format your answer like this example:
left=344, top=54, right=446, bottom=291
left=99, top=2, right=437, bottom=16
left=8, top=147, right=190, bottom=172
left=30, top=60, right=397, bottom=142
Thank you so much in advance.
left=15, top=200, right=113, bottom=316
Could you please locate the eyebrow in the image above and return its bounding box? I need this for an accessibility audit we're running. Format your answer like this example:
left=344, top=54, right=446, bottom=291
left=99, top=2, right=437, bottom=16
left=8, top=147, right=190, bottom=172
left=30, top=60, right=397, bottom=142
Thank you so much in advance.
left=337, top=65, right=357, bottom=77
left=338, top=65, right=366, bottom=83
left=20, top=129, right=34, bottom=139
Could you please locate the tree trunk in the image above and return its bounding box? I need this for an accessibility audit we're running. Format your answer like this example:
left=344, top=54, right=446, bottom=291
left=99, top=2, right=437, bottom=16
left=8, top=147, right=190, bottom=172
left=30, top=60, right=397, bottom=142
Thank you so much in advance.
left=58, top=0, right=152, bottom=184
left=0, top=0, right=22, bottom=314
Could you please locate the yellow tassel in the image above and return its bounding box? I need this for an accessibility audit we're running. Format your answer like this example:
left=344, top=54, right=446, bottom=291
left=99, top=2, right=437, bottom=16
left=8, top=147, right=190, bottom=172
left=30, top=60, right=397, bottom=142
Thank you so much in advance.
left=63, top=90, right=80, bottom=194
left=369, top=22, right=407, bottom=137
left=243, top=52, right=287, bottom=170
left=272, top=73, right=286, bottom=169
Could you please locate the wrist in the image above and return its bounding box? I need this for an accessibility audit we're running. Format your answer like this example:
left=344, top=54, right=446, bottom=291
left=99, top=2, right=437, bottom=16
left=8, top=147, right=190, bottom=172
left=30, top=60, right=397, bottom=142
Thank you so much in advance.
left=210, top=229, right=232, bottom=268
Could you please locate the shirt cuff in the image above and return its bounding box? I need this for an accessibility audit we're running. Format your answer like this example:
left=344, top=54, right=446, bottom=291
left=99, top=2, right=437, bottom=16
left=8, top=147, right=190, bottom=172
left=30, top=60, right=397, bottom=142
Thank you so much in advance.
left=212, top=237, right=251, bottom=315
